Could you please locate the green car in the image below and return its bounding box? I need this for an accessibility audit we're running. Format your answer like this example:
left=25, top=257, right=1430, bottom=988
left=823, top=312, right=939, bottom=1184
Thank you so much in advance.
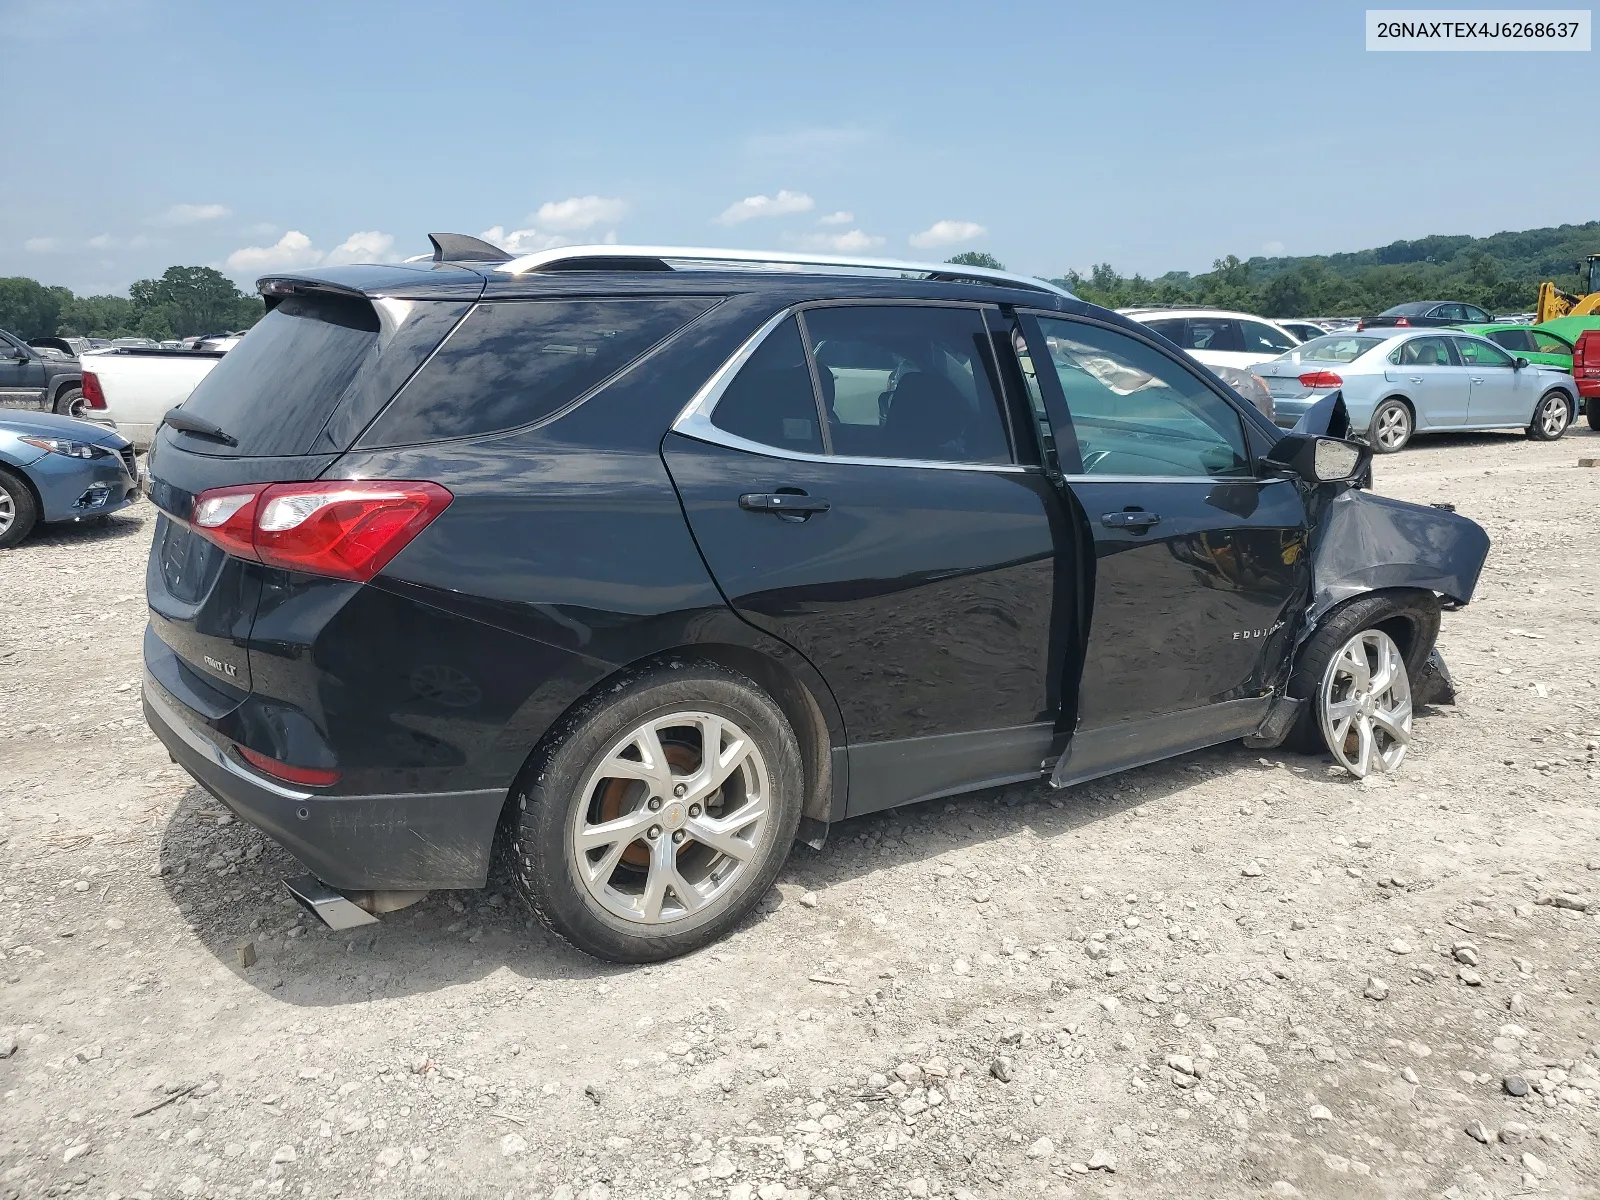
left=1454, top=316, right=1600, bottom=369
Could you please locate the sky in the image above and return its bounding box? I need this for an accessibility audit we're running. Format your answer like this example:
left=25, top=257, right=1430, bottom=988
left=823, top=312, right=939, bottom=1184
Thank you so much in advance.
left=4, top=0, right=1597, bottom=296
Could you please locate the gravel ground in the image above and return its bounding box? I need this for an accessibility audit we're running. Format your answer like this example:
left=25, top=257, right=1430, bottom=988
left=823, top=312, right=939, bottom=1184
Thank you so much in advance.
left=2, top=428, right=1598, bottom=1200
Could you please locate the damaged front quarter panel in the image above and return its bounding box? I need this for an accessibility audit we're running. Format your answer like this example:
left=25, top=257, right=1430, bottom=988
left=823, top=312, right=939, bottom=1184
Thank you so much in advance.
left=1305, top=488, right=1491, bottom=628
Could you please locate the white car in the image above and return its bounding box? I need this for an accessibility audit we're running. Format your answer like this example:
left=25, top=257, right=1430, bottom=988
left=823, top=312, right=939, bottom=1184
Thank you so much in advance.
left=1120, top=307, right=1303, bottom=371
left=1278, top=320, right=1328, bottom=343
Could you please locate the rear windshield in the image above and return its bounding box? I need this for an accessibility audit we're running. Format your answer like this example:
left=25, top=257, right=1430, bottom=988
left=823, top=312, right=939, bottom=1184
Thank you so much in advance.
left=1293, top=335, right=1383, bottom=363
left=1379, top=302, right=1433, bottom=317
left=360, top=297, right=717, bottom=446
left=176, top=294, right=377, bottom=456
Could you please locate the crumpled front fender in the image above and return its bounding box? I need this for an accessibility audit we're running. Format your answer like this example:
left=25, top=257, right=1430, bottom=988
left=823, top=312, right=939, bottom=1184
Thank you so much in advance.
left=1306, top=488, right=1491, bottom=627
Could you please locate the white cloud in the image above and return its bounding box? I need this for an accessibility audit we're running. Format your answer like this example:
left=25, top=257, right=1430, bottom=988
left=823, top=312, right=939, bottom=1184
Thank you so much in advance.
left=226, top=230, right=320, bottom=271
left=325, top=230, right=397, bottom=265
left=83, top=233, right=151, bottom=251
left=715, top=190, right=814, bottom=225
left=908, top=220, right=988, bottom=249
left=224, top=229, right=399, bottom=272
left=24, top=237, right=59, bottom=252
left=532, top=196, right=627, bottom=232
left=1263, top=240, right=1285, bottom=256
left=790, top=229, right=886, bottom=253
left=160, top=202, right=231, bottom=226
left=480, top=225, right=577, bottom=255
left=817, top=211, right=853, bottom=226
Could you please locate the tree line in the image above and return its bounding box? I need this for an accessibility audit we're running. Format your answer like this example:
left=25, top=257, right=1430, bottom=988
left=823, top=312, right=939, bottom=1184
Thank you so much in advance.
left=955, top=219, right=1600, bottom=318
left=0, top=266, right=264, bottom=340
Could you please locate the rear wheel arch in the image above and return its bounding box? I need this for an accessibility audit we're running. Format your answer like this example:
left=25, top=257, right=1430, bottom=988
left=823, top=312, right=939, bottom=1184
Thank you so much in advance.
left=504, top=642, right=841, bottom=835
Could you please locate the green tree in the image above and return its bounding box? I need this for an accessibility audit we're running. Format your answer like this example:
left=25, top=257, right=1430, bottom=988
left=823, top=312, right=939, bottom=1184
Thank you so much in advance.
left=0, top=277, right=64, bottom=338
left=56, top=294, right=137, bottom=338
left=128, top=266, right=263, bottom=337
left=946, top=251, right=1006, bottom=270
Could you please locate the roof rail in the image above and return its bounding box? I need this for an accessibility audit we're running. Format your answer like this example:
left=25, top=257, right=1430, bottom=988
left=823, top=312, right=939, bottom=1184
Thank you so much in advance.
left=492, top=244, right=1076, bottom=300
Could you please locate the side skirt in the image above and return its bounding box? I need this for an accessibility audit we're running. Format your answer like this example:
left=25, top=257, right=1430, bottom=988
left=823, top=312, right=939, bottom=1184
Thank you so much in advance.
left=1051, top=696, right=1272, bottom=790
left=845, top=723, right=1055, bottom=819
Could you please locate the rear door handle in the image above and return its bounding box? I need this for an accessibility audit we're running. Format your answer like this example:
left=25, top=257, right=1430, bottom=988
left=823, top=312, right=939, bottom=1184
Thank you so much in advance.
left=1408, top=376, right=1424, bottom=383
left=1469, top=376, right=1485, bottom=384
left=1101, top=511, right=1161, bottom=530
left=740, top=492, right=831, bottom=516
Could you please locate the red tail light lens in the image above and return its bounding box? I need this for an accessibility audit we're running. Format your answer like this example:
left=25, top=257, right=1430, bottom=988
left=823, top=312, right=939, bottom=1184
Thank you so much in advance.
left=1393, top=317, right=1410, bottom=326
left=81, top=370, right=107, bottom=410
left=188, top=480, right=452, bottom=582
left=1298, top=370, right=1344, bottom=389
left=238, top=746, right=341, bottom=787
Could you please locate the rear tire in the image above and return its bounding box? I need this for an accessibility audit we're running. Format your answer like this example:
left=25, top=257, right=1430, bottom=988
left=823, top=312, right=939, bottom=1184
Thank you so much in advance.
left=53, top=387, right=86, bottom=418
left=1369, top=398, right=1413, bottom=453
left=0, top=467, right=40, bottom=549
left=508, top=661, right=804, bottom=963
left=1585, top=397, right=1600, bottom=432
left=1526, top=390, right=1570, bottom=441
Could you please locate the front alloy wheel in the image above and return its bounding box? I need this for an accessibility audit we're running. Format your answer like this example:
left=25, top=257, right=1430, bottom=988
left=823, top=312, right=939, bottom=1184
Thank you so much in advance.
left=1528, top=391, right=1570, bottom=441
left=1318, top=628, right=1412, bottom=778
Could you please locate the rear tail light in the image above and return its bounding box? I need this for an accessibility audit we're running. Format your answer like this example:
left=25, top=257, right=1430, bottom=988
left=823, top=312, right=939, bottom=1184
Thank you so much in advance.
left=81, top=370, right=106, bottom=410
left=188, top=480, right=452, bottom=582
left=1393, top=317, right=1410, bottom=326
left=237, top=746, right=340, bottom=787
left=1298, top=371, right=1343, bottom=389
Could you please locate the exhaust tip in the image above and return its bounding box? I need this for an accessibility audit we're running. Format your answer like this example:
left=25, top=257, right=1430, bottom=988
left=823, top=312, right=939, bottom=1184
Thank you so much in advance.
left=284, top=873, right=380, bottom=931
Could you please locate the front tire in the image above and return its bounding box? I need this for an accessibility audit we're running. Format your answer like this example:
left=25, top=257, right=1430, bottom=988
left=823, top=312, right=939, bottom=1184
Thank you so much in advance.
left=508, top=661, right=804, bottom=963
left=1369, top=398, right=1413, bottom=453
left=1587, top=397, right=1600, bottom=432
left=1527, top=390, right=1570, bottom=441
left=0, top=467, right=40, bottom=549
left=1286, top=594, right=1433, bottom=777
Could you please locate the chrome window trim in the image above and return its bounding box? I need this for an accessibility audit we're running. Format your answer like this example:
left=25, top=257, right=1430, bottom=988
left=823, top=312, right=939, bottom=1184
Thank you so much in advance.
left=1059, top=473, right=1282, bottom=485
left=669, top=305, right=1029, bottom=475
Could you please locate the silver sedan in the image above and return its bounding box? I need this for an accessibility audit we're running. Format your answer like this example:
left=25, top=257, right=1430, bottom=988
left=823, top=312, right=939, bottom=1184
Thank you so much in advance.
left=1253, top=329, right=1579, bottom=452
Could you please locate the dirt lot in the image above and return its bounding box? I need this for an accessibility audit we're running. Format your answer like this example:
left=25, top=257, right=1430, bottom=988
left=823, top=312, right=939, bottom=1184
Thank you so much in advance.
left=2, top=428, right=1598, bottom=1200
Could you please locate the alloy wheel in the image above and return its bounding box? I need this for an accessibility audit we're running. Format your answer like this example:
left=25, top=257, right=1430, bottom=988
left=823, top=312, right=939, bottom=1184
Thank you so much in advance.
left=569, top=711, right=772, bottom=925
left=1318, top=628, right=1411, bottom=778
left=0, top=488, right=13, bottom=536
left=1538, top=394, right=1568, bottom=438
left=1374, top=404, right=1410, bottom=451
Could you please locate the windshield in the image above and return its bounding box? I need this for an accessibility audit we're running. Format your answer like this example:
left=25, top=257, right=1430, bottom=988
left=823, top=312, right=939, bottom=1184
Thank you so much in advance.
left=1379, top=302, right=1434, bottom=317
left=1290, top=335, right=1383, bottom=363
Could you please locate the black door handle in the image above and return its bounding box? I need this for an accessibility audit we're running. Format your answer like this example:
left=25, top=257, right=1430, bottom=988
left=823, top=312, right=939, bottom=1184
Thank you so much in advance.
left=740, top=492, right=831, bottom=516
left=1101, top=510, right=1161, bottom=530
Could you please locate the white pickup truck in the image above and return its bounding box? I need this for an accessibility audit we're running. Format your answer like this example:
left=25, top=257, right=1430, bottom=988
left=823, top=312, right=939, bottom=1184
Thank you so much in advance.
left=81, top=347, right=228, bottom=448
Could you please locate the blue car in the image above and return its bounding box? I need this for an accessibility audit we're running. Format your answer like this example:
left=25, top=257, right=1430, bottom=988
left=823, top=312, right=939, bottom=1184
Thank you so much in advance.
left=0, top=411, right=140, bottom=547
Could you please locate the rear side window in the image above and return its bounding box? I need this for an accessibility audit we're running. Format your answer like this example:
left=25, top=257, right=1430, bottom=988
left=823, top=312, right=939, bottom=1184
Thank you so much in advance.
left=1240, top=320, right=1295, bottom=354
left=362, top=297, right=716, bottom=446
left=1488, top=329, right=1535, bottom=354
left=710, top=317, right=824, bottom=454
left=178, top=294, right=377, bottom=457
left=1531, top=330, right=1572, bottom=354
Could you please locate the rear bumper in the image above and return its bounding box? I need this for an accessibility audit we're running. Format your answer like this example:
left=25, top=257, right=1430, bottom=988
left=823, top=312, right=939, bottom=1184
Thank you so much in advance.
left=143, top=675, right=504, bottom=890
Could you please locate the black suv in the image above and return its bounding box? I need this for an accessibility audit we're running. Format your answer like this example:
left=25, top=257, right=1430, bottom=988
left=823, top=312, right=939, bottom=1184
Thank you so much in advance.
left=141, top=238, right=1490, bottom=962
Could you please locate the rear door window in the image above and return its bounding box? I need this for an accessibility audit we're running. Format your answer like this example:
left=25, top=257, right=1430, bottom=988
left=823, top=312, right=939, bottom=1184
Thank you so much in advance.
left=803, top=305, right=1013, bottom=464
left=1240, top=320, right=1296, bottom=354
left=1531, top=330, right=1573, bottom=355
left=1180, top=318, right=1245, bottom=353
left=362, top=297, right=717, bottom=446
left=176, top=294, right=378, bottom=457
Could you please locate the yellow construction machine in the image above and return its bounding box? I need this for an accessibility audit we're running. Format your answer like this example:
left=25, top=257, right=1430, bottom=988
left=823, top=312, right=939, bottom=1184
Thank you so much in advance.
left=1536, top=253, right=1600, bottom=322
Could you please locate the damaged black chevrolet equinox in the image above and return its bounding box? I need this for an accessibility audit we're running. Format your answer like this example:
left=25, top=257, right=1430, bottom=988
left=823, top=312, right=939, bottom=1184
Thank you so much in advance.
left=141, top=237, right=1490, bottom=962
